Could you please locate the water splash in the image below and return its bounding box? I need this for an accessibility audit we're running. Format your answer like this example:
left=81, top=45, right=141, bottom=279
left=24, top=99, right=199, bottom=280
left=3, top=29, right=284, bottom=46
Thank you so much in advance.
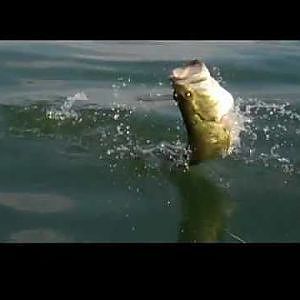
left=112, top=77, right=132, bottom=98
left=233, top=97, right=300, bottom=176
left=3, top=88, right=300, bottom=180
left=135, top=140, right=191, bottom=170
left=227, top=102, right=250, bottom=155
left=45, top=92, right=86, bottom=121
left=67, top=91, right=89, bottom=101
left=212, top=65, right=226, bottom=86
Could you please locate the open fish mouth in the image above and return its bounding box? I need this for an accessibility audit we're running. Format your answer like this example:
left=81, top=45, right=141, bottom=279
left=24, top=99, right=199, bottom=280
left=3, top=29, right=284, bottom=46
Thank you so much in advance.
left=170, top=59, right=207, bottom=84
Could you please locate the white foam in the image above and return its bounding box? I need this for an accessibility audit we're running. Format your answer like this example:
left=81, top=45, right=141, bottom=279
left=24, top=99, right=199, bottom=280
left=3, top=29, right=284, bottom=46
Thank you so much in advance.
left=67, top=91, right=89, bottom=101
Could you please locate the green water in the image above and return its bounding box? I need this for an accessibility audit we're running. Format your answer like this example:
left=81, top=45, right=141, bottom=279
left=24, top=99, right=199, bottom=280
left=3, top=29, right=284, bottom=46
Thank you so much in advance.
left=0, top=41, right=299, bottom=242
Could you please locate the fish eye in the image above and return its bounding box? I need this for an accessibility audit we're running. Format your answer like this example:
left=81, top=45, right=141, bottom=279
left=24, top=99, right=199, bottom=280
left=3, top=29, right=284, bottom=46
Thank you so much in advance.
left=185, top=91, right=192, bottom=98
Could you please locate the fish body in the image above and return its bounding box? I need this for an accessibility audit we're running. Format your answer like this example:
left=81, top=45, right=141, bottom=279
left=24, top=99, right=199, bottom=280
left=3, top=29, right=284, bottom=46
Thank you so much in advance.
left=171, top=60, right=234, bottom=164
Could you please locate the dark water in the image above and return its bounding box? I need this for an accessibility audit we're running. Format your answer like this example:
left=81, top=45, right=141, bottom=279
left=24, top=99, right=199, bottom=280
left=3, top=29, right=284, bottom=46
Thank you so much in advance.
left=0, top=41, right=299, bottom=243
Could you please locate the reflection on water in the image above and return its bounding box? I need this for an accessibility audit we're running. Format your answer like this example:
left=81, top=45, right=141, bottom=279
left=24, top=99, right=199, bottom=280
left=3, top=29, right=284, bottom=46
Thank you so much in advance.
left=9, top=228, right=73, bottom=242
left=0, top=193, right=74, bottom=213
left=0, top=100, right=238, bottom=242
left=169, top=165, right=234, bottom=243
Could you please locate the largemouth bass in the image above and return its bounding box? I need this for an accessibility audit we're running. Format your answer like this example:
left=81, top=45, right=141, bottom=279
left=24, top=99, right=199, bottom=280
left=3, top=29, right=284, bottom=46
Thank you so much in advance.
left=171, top=59, right=235, bottom=165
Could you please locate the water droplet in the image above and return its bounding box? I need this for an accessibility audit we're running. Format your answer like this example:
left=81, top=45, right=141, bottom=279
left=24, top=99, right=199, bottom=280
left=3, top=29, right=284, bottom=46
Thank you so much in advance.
left=116, top=126, right=123, bottom=135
